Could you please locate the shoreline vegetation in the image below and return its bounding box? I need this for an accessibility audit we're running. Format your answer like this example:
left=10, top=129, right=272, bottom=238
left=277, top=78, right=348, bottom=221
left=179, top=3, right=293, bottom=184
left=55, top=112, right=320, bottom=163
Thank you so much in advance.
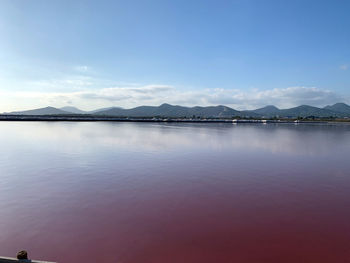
left=0, top=114, right=349, bottom=123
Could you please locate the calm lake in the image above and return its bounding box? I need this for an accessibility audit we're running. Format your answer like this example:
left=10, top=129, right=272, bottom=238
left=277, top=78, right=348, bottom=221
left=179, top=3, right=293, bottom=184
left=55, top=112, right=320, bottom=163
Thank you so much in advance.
left=0, top=122, right=349, bottom=263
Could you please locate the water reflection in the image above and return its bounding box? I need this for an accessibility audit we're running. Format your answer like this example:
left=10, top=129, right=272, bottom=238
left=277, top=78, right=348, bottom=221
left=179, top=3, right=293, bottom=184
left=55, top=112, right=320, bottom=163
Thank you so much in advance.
left=0, top=122, right=349, bottom=263
left=1, top=122, right=349, bottom=155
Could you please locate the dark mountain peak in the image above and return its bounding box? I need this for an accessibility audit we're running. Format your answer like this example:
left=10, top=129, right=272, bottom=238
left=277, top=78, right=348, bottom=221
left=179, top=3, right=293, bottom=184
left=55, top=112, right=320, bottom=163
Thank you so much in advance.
left=159, top=103, right=173, bottom=107
left=221, top=105, right=233, bottom=111
left=107, top=106, right=122, bottom=109
left=251, top=105, right=280, bottom=116
left=262, top=105, right=279, bottom=110
left=325, top=102, right=350, bottom=108
left=333, top=102, right=349, bottom=106
left=293, top=105, right=318, bottom=109
left=324, top=102, right=350, bottom=114
left=280, top=104, right=340, bottom=118
left=297, top=105, right=310, bottom=108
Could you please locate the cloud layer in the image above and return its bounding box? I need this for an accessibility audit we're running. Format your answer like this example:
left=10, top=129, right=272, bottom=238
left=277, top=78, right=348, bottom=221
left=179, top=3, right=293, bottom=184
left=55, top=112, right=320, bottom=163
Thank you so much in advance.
left=1, top=84, right=347, bottom=112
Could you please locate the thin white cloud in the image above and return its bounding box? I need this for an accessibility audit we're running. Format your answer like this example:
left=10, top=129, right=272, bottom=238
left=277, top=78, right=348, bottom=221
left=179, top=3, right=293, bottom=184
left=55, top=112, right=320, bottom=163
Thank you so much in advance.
left=74, top=65, right=90, bottom=73
left=29, top=76, right=94, bottom=90
left=340, top=64, right=348, bottom=70
left=78, top=85, right=174, bottom=102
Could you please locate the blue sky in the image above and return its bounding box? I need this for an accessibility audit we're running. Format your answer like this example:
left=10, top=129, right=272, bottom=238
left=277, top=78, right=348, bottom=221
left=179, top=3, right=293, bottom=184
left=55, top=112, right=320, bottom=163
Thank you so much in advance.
left=0, top=0, right=349, bottom=111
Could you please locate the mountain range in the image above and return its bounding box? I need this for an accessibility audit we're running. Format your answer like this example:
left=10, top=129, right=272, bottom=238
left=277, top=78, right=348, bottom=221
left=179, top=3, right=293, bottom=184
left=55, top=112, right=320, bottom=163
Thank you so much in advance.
left=3, top=103, right=350, bottom=118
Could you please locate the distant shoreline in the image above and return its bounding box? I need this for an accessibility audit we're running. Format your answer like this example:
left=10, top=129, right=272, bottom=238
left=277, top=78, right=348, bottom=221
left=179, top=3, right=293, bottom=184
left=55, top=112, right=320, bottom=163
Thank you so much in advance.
left=6, top=103, right=350, bottom=119
left=0, top=115, right=349, bottom=124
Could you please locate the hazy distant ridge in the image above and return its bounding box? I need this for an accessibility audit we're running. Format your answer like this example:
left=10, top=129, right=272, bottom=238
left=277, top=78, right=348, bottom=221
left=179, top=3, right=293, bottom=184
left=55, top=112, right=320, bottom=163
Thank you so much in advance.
left=4, top=103, right=350, bottom=118
left=7, top=106, right=71, bottom=115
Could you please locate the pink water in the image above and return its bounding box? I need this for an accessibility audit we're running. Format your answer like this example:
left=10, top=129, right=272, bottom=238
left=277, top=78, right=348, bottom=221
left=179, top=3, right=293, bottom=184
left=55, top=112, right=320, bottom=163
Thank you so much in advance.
left=0, top=122, right=349, bottom=262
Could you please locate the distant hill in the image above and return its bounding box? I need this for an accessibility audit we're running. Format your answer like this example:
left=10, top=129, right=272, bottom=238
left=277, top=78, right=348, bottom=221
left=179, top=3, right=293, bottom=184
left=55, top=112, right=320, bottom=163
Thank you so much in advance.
left=96, top=103, right=241, bottom=118
left=324, top=103, right=350, bottom=114
left=279, top=105, right=339, bottom=117
left=89, top=107, right=118, bottom=114
left=7, top=106, right=72, bottom=115
left=60, top=106, right=87, bottom=114
left=8, top=106, right=119, bottom=115
left=248, top=105, right=281, bottom=117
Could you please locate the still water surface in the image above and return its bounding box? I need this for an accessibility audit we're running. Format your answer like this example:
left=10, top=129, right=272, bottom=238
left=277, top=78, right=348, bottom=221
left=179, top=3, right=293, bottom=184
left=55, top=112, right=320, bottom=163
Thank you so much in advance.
left=0, top=122, right=349, bottom=262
